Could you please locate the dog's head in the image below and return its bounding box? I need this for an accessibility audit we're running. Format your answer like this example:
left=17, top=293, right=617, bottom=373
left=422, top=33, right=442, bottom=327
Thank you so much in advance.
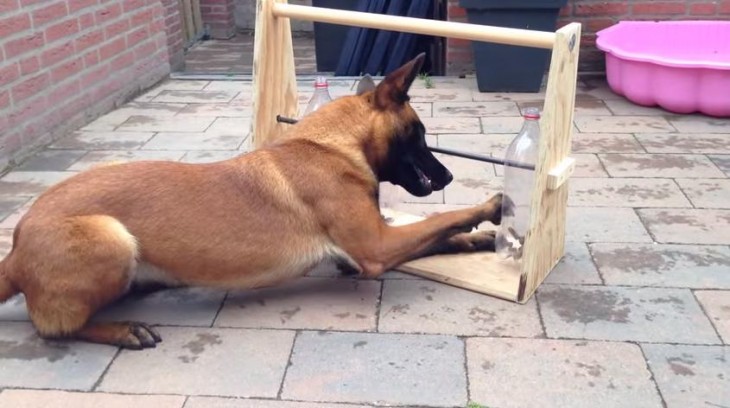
left=356, top=53, right=453, bottom=197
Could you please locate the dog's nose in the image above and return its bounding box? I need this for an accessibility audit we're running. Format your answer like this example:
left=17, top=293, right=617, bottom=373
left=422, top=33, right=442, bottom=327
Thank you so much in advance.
left=444, top=169, right=454, bottom=184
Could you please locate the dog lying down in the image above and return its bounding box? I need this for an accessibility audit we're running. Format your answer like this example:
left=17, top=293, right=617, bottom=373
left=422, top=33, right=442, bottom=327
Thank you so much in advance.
left=0, top=53, right=504, bottom=350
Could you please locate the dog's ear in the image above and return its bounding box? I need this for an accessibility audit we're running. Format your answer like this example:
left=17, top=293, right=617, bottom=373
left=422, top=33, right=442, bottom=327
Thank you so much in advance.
left=373, top=52, right=426, bottom=109
left=356, top=75, right=376, bottom=95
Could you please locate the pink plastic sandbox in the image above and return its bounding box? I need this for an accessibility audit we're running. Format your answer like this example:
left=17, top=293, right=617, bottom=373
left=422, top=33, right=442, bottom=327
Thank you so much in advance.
left=596, top=21, right=730, bottom=117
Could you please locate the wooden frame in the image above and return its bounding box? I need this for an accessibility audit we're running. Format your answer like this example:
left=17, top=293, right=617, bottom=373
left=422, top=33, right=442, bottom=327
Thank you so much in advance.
left=251, top=0, right=581, bottom=304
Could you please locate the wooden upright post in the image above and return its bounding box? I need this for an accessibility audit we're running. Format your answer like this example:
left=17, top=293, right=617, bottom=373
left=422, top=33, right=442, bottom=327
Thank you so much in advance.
left=251, top=0, right=298, bottom=148
left=519, top=22, right=581, bottom=303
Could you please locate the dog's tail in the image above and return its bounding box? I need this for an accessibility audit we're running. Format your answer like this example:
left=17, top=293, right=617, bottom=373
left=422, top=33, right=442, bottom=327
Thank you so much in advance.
left=0, top=257, right=18, bottom=303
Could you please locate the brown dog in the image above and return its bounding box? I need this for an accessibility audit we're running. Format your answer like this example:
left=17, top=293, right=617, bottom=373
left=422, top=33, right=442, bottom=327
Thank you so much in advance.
left=0, top=54, right=503, bottom=349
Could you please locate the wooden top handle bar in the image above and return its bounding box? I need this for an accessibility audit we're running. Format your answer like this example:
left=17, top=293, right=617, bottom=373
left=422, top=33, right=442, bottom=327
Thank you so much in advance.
left=271, top=3, right=556, bottom=50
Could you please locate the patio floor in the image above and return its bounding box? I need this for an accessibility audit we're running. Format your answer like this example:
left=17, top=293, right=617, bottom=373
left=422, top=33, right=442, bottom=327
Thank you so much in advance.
left=0, top=76, right=729, bottom=408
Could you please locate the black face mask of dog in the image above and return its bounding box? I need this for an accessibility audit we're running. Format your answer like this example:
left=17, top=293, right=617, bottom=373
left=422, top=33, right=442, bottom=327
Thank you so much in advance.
left=355, top=62, right=454, bottom=197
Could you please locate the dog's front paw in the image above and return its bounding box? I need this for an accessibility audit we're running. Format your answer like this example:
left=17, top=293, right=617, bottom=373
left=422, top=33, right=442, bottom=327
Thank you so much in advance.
left=479, top=193, right=511, bottom=226
left=445, top=230, right=497, bottom=253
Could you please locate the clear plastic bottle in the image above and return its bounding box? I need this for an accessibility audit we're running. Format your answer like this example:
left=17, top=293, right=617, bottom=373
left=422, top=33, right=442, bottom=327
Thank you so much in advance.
left=303, top=76, right=333, bottom=116
left=495, top=107, right=541, bottom=260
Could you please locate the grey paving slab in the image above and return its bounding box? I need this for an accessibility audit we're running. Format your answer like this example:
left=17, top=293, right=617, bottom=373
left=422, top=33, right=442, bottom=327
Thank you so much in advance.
left=571, top=133, right=645, bottom=154
left=571, top=154, right=610, bottom=177
left=215, top=278, right=379, bottom=331
left=566, top=207, right=652, bottom=243
left=0, top=390, right=186, bottom=408
left=604, top=98, right=676, bottom=116
left=694, top=291, right=730, bottom=344
left=442, top=157, right=502, bottom=205
left=480, top=116, right=525, bottom=133
left=591, top=243, right=730, bottom=288
left=467, top=338, right=663, bottom=408
left=433, top=101, right=519, bottom=117
left=421, top=117, right=481, bottom=133
left=98, top=327, right=295, bottom=397
left=180, top=150, right=243, bottom=163
left=642, top=344, right=730, bottom=408
left=676, top=178, right=730, bottom=209
left=437, top=133, right=515, bottom=154
left=282, top=331, right=466, bottom=406
left=67, top=150, right=186, bottom=171
left=544, top=242, right=603, bottom=285
left=407, top=87, right=473, bottom=102
left=143, top=132, right=245, bottom=150
left=599, top=153, right=726, bottom=178
left=668, top=116, right=730, bottom=133
left=0, top=294, right=29, bottom=321
left=409, top=102, right=432, bottom=117
left=0, top=171, right=75, bottom=196
left=0, top=322, right=118, bottom=390
left=538, top=285, right=720, bottom=344
left=568, top=178, right=690, bottom=207
left=15, top=150, right=87, bottom=171
left=0, top=199, right=32, bottom=229
left=117, top=115, right=215, bottom=133
left=379, top=280, right=543, bottom=337
left=185, top=397, right=369, bottom=408
left=521, top=97, right=613, bottom=116
left=0, top=228, right=13, bottom=257
left=49, top=131, right=155, bottom=150
left=94, top=287, right=227, bottom=327
left=177, top=103, right=252, bottom=117
left=151, top=90, right=239, bottom=103
left=709, top=154, right=730, bottom=175
left=0, top=196, right=30, bottom=220
left=635, top=133, right=730, bottom=153
left=472, top=91, right=545, bottom=102
left=638, top=209, right=730, bottom=245
left=574, top=116, right=676, bottom=133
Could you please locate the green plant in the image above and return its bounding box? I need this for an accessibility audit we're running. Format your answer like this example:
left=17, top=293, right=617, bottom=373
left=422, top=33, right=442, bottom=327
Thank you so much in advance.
left=417, top=72, right=434, bottom=89
left=466, top=402, right=488, bottom=408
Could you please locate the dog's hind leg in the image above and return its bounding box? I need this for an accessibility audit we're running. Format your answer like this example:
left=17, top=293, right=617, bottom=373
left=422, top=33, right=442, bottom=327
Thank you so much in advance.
left=16, top=215, right=161, bottom=349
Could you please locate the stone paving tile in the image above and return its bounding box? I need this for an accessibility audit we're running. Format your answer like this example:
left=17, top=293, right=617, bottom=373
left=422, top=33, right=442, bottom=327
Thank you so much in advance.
left=668, top=116, right=730, bottom=133
left=467, top=338, right=662, bottom=408
left=153, top=80, right=211, bottom=91
left=15, top=150, right=87, bottom=171
left=694, top=291, right=730, bottom=343
left=185, top=397, right=369, bottom=408
left=590, top=243, right=730, bottom=288
left=0, top=196, right=30, bottom=220
left=151, top=90, right=239, bottom=104
left=67, top=150, right=186, bottom=171
left=675, top=178, right=730, bottom=208
left=143, top=132, right=244, bottom=150
left=94, top=287, right=227, bottom=327
left=571, top=154, right=610, bottom=177
left=0, top=390, right=186, bottom=408
left=599, top=153, right=726, bottom=178
left=205, top=117, right=251, bottom=136
left=566, top=207, right=652, bottom=242
left=472, top=91, right=545, bottom=102
left=574, top=116, right=676, bottom=133
left=544, top=242, right=603, bottom=285
left=407, top=87, right=473, bottom=102
left=0, top=228, right=13, bottom=256
left=49, top=131, right=155, bottom=150
left=481, top=116, right=525, bottom=133
left=0, top=322, right=118, bottom=390
left=78, top=103, right=190, bottom=131
left=0, top=199, right=33, bottom=229
left=638, top=208, right=730, bottom=244
left=432, top=101, right=519, bottom=117
left=437, top=133, right=515, bottom=154
left=591, top=244, right=730, bottom=288
left=116, top=115, right=216, bottom=133
left=537, top=285, right=720, bottom=343
left=709, top=154, right=730, bottom=175
left=410, top=102, right=432, bottom=117
left=635, top=133, right=730, bottom=153
left=571, top=133, right=644, bottom=153
left=0, top=171, right=75, bottom=196
left=421, top=117, right=481, bottom=133
left=439, top=154, right=501, bottom=205
left=215, top=278, right=379, bottom=331
left=642, top=344, right=730, bottom=408
left=379, top=280, right=543, bottom=337
left=180, top=150, right=243, bottom=163
left=203, top=81, right=251, bottom=92
left=99, top=327, right=295, bottom=397
left=568, top=178, right=691, bottom=207
left=282, top=331, right=466, bottom=406
left=0, top=293, right=28, bottom=321
left=604, top=98, right=677, bottom=116
left=177, top=103, right=252, bottom=117
left=520, top=97, right=613, bottom=116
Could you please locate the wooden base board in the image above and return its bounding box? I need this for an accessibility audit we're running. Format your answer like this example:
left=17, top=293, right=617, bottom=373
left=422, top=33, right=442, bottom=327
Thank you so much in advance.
left=381, top=208, right=526, bottom=303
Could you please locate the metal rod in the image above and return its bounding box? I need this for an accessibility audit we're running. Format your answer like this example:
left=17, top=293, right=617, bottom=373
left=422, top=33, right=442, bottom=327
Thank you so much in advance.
left=274, top=115, right=536, bottom=170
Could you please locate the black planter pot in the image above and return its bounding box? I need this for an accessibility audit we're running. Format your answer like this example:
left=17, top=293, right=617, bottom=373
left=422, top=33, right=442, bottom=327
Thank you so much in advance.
left=459, top=0, right=568, bottom=92
left=312, top=0, right=360, bottom=72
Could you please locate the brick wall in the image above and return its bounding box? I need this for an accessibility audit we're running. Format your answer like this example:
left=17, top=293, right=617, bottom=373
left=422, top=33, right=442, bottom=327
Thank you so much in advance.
left=446, top=0, right=730, bottom=75
left=161, top=0, right=185, bottom=68
left=201, top=0, right=236, bottom=39
left=0, top=0, right=179, bottom=171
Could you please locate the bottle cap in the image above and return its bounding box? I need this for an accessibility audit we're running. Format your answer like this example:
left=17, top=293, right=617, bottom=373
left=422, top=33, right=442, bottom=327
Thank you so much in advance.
left=522, top=107, right=540, bottom=119
left=314, top=76, right=328, bottom=89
